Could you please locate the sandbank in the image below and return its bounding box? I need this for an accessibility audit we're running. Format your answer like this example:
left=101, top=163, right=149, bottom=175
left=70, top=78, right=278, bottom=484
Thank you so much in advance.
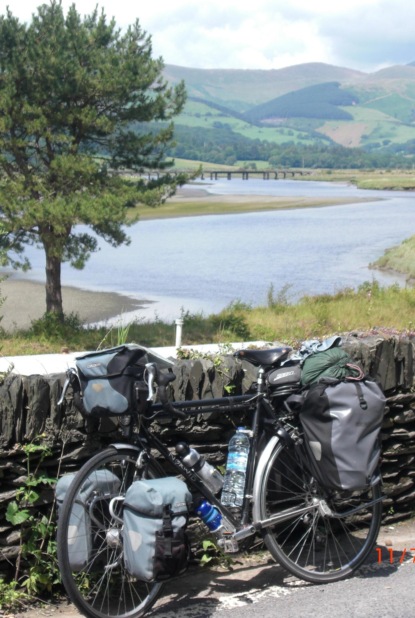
left=0, top=277, right=153, bottom=331
left=136, top=184, right=378, bottom=220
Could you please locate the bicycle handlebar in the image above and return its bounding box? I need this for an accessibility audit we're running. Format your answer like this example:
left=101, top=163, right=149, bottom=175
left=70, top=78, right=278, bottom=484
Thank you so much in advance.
left=145, top=363, right=187, bottom=420
left=58, top=362, right=187, bottom=421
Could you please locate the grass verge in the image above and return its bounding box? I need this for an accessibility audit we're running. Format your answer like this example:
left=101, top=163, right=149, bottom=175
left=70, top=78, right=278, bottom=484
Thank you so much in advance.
left=0, top=280, right=414, bottom=356
left=370, top=236, right=415, bottom=281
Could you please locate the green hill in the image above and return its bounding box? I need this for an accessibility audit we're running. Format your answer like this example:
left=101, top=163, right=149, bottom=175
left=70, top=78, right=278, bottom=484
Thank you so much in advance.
left=162, top=61, right=415, bottom=162
left=243, top=82, right=357, bottom=123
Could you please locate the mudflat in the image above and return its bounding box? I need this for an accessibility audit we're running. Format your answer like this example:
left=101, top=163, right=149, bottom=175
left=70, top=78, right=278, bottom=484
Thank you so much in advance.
left=0, top=278, right=150, bottom=331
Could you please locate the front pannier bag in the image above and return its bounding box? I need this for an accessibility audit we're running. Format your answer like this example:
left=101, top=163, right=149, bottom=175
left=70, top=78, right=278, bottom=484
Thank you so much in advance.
left=300, top=378, right=386, bottom=491
left=75, top=345, right=148, bottom=416
left=123, top=477, right=192, bottom=582
left=56, top=470, right=121, bottom=570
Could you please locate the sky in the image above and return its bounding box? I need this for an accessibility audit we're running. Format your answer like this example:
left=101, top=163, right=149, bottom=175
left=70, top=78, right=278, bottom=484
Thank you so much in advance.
left=1, top=0, right=415, bottom=74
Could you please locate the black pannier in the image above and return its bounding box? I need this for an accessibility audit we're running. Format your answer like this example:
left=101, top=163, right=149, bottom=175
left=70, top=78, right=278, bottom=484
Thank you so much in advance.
left=75, top=344, right=148, bottom=416
left=299, top=378, right=386, bottom=491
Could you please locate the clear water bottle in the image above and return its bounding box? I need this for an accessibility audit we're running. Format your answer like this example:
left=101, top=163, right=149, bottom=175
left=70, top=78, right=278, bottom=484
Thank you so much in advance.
left=195, top=500, right=223, bottom=532
left=221, top=428, right=250, bottom=507
left=175, top=442, right=224, bottom=494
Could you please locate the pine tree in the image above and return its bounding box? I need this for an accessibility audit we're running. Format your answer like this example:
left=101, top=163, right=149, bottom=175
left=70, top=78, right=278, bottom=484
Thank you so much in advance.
left=0, top=1, right=186, bottom=318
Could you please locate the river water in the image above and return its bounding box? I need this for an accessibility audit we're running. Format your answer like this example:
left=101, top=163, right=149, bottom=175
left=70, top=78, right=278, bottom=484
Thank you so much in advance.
left=10, top=179, right=415, bottom=322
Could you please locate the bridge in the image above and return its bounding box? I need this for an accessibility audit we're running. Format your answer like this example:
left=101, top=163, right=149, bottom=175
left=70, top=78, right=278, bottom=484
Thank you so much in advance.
left=199, top=169, right=311, bottom=180
left=128, top=168, right=312, bottom=181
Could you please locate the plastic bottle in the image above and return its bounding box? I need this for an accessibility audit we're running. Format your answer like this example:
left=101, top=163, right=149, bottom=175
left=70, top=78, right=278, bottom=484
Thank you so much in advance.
left=175, top=442, right=224, bottom=494
left=195, top=500, right=223, bottom=532
left=221, top=428, right=250, bottom=508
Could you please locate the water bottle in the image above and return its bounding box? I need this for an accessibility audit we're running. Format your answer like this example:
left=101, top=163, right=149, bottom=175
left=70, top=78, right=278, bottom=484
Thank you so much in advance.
left=195, top=500, right=223, bottom=532
left=175, top=442, right=224, bottom=494
left=221, top=428, right=250, bottom=507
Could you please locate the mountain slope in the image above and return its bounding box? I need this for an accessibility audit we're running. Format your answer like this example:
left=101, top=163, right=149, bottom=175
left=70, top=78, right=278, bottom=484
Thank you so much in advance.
left=164, top=62, right=415, bottom=152
left=164, top=62, right=364, bottom=109
left=244, top=82, right=357, bottom=123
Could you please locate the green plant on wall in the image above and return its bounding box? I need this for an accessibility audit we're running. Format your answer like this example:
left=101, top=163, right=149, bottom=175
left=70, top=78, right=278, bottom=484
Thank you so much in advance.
left=5, top=439, right=60, bottom=600
left=0, top=578, right=29, bottom=611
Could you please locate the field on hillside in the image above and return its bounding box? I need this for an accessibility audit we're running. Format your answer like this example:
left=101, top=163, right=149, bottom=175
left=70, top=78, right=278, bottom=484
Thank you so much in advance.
left=317, top=121, right=367, bottom=147
left=167, top=63, right=415, bottom=155
left=179, top=100, right=318, bottom=146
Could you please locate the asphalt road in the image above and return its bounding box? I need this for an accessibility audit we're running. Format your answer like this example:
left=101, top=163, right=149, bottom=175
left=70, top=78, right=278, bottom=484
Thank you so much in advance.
left=16, top=518, right=415, bottom=618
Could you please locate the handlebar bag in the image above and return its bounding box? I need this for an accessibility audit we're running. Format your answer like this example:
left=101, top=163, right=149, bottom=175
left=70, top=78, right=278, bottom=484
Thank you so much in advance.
left=75, top=345, right=148, bottom=416
left=123, top=477, right=192, bottom=582
left=299, top=378, right=385, bottom=491
left=56, top=470, right=121, bottom=570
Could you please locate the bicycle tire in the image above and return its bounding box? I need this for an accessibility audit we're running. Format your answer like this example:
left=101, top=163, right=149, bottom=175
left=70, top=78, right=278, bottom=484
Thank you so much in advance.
left=255, top=438, right=382, bottom=584
left=57, top=446, right=164, bottom=618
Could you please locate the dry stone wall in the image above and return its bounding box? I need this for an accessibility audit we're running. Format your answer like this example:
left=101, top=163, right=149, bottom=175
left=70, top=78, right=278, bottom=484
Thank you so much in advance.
left=0, top=333, right=414, bottom=574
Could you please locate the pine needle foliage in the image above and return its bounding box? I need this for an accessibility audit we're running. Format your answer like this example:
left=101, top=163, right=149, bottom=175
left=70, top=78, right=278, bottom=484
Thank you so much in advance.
left=0, top=1, right=187, bottom=317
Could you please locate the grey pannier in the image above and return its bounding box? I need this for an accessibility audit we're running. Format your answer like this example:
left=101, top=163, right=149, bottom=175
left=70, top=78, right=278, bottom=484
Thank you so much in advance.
left=74, top=344, right=175, bottom=417
left=56, top=470, right=121, bottom=570
left=300, top=378, right=386, bottom=491
left=75, top=345, right=148, bottom=417
left=122, top=477, right=192, bottom=582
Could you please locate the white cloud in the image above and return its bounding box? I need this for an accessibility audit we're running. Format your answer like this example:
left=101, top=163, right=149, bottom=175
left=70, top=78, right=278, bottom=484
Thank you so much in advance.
left=1, top=0, right=415, bottom=71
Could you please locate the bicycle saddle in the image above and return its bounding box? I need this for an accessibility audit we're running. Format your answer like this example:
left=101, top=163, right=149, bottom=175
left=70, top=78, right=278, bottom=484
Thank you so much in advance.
left=234, top=346, right=292, bottom=367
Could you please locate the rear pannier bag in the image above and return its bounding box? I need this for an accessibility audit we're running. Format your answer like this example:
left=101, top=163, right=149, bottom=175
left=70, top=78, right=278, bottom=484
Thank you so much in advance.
left=75, top=345, right=148, bottom=416
left=123, top=477, right=192, bottom=582
left=56, top=470, right=121, bottom=570
left=300, top=378, right=386, bottom=491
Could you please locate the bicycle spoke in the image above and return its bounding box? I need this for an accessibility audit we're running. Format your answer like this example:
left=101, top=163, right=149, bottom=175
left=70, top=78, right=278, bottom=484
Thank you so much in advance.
left=57, top=447, right=163, bottom=618
left=256, top=440, right=382, bottom=583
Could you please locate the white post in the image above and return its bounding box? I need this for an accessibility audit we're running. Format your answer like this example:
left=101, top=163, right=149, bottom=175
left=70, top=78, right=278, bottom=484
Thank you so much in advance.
left=175, top=318, right=184, bottom=348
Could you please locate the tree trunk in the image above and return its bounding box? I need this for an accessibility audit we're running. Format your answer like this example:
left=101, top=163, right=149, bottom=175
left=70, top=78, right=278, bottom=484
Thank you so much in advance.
left=45, top=250, right=64, bottom=318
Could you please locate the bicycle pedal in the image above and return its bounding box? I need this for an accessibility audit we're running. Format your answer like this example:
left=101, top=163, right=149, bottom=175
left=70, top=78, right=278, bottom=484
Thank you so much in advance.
left=218, top=536, right=239, bottom=553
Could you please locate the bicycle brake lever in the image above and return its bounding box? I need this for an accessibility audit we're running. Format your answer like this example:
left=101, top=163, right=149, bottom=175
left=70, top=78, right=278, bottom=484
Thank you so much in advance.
left=57, top=376, right=70, bottom=406
left=57, top=367, right=78, bottom=406
left=145, top=363, right=158, bottom=401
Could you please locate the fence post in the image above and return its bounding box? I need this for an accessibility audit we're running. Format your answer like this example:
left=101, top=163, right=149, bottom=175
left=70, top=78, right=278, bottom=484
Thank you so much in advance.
left=175, top=318, right=184, bottom=348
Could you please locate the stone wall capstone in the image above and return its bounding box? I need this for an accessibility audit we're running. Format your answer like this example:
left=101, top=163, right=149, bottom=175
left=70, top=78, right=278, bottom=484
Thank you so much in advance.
left=0, top=333, right=414, bottom=575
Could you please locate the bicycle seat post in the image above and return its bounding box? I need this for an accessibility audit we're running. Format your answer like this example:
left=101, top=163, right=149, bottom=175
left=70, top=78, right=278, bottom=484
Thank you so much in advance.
left=256, top=366, right=266, bottom=394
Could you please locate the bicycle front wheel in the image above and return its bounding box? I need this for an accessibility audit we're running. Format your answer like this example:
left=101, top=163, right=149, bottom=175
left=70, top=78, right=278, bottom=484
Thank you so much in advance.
left=57, top=446, right=163, bottom=618
left=255, top=439, right=382, bottom=584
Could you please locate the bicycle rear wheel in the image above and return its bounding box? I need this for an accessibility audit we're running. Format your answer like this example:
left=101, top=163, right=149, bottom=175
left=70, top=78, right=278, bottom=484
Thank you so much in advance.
left=57, top=446, right=163, bottom=618
left=255, top=438, right=382, bottom=584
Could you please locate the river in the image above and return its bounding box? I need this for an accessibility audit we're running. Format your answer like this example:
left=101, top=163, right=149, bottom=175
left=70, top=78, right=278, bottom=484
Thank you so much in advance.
left=9, top=179, right=415, bottom=322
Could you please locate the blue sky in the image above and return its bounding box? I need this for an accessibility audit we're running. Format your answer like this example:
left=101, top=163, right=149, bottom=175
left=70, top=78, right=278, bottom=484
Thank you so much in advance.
left=2, top=0, right=415, bottom=73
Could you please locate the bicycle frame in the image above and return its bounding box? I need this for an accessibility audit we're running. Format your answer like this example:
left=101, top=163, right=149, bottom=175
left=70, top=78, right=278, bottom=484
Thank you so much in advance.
left=110, top=359, right=383, bottom=541
left=109, top=365, right=321, bottom=541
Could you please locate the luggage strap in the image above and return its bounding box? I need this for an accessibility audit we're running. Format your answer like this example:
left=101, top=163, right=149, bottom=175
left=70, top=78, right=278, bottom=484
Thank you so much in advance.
left=354, top=381, right=368, bottom=410
left=161, top=505, right=173, bottom=557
